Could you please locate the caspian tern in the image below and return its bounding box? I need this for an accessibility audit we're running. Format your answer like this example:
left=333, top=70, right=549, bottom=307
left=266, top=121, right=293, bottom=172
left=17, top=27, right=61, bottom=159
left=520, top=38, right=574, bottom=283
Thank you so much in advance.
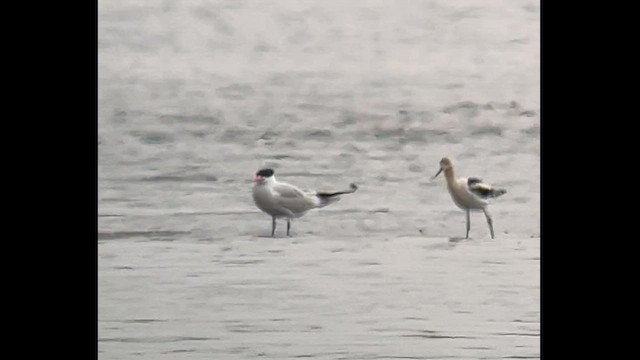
left=252, top=168, right=357, bottom=237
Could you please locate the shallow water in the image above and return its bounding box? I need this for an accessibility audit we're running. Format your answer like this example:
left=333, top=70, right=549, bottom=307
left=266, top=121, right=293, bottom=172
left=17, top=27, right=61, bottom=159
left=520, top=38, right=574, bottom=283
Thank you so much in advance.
left=98, top=0, right=540, bottom=359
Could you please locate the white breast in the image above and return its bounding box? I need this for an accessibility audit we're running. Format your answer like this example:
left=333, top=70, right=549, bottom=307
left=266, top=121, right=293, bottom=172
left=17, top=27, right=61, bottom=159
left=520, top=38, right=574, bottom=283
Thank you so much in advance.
left=253, top=184, right=291, bottom=217
left=447, top=177, right=488, bottom=209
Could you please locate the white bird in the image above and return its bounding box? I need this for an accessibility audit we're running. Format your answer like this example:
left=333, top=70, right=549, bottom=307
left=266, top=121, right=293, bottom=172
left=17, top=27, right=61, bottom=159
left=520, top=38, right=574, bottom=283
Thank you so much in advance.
left=252, top=168, right=358, bottom=237
left=432, top=157, right=506, bottom=239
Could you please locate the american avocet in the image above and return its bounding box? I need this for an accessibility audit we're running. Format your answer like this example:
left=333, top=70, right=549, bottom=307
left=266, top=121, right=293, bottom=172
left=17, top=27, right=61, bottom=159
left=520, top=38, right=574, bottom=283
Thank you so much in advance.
left=252, top=168, right=358, bottom=237
left=432, top=157, right=506, bottom=239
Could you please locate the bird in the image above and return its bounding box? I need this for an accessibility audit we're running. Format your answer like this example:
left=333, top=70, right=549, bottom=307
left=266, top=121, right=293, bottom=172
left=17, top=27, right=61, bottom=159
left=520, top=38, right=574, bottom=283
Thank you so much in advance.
left=252, top=168, right=358, bottom=237
left=432, top=157, right=506, bottom=239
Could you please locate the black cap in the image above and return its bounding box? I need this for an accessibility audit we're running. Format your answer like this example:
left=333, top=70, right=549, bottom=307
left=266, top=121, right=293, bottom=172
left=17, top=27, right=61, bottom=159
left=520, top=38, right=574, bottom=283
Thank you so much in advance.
left=256, top=168, right=274, bottom=177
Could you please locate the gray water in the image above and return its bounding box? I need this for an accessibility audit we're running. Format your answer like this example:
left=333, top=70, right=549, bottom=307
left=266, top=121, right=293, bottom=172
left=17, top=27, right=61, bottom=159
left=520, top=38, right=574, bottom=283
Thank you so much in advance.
left=98, top=0, right=540, bottom=359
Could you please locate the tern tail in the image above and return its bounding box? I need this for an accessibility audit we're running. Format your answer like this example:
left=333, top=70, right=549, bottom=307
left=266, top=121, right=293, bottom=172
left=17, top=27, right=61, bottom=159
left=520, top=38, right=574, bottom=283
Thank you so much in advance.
left=316, top=183, right=358, bottom=208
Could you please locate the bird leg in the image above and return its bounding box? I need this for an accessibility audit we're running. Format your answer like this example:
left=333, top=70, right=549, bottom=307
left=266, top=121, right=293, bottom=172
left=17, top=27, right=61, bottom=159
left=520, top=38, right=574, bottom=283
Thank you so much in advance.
left=482, top=208, right=494, bottom=239
left=271, top=216, right=277, bottom=237
left=465, top=209, right=471, bottom=239
left=287, top=219, right=291, bottom=237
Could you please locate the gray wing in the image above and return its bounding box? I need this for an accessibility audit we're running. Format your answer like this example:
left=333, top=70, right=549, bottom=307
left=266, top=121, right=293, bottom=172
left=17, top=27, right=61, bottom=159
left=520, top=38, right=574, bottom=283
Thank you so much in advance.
left=272, top=182, right=318, bottom=214
left=273, top=182, right=307, bottom=198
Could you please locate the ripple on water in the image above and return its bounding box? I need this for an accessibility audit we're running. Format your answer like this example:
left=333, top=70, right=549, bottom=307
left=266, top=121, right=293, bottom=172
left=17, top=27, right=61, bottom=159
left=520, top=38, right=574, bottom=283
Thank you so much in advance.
left=215, top=83, right=254, bottom=100
left=130, top=131, right=174, bottom=145
left=140, top=173, right=218, bottom=182
left=97, top=230, right=191, bottom=241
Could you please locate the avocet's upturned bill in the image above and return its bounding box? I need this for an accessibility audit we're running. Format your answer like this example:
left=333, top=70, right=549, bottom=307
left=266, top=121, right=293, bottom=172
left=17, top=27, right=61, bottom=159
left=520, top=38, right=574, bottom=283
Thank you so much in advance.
left=252, top=168, right=357, bottom=237
left=432, top=157, right=506, bottom=239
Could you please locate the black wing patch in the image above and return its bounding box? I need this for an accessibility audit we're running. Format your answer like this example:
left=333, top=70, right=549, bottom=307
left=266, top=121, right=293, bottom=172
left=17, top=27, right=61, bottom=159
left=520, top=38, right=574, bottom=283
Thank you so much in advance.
left=469, top=183, right=492, bottom=198
left=467, top=177, right=483, bottom=186
left=469, top=181, right=507, bottom=199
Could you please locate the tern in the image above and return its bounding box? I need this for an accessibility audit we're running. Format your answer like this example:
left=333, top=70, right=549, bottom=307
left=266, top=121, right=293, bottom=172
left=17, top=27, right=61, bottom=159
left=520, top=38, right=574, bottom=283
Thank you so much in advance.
left=252, top=168, right=357, bottom=237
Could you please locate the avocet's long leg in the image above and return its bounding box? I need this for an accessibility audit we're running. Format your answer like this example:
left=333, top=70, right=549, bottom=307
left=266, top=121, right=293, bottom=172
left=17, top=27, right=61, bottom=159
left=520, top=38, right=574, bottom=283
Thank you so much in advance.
left=483, top=207, right=494, bottom=239
left=465, top=209, right=471, bottom=239
left=287, top=219, right=291, bottom=237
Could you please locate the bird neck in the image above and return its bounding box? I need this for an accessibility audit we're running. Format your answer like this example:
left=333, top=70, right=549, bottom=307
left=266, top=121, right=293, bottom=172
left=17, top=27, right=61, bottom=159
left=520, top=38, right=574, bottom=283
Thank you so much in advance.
left=444, top=168, right=456, bottom=185
left=265, top=176, right=277, bottom=186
